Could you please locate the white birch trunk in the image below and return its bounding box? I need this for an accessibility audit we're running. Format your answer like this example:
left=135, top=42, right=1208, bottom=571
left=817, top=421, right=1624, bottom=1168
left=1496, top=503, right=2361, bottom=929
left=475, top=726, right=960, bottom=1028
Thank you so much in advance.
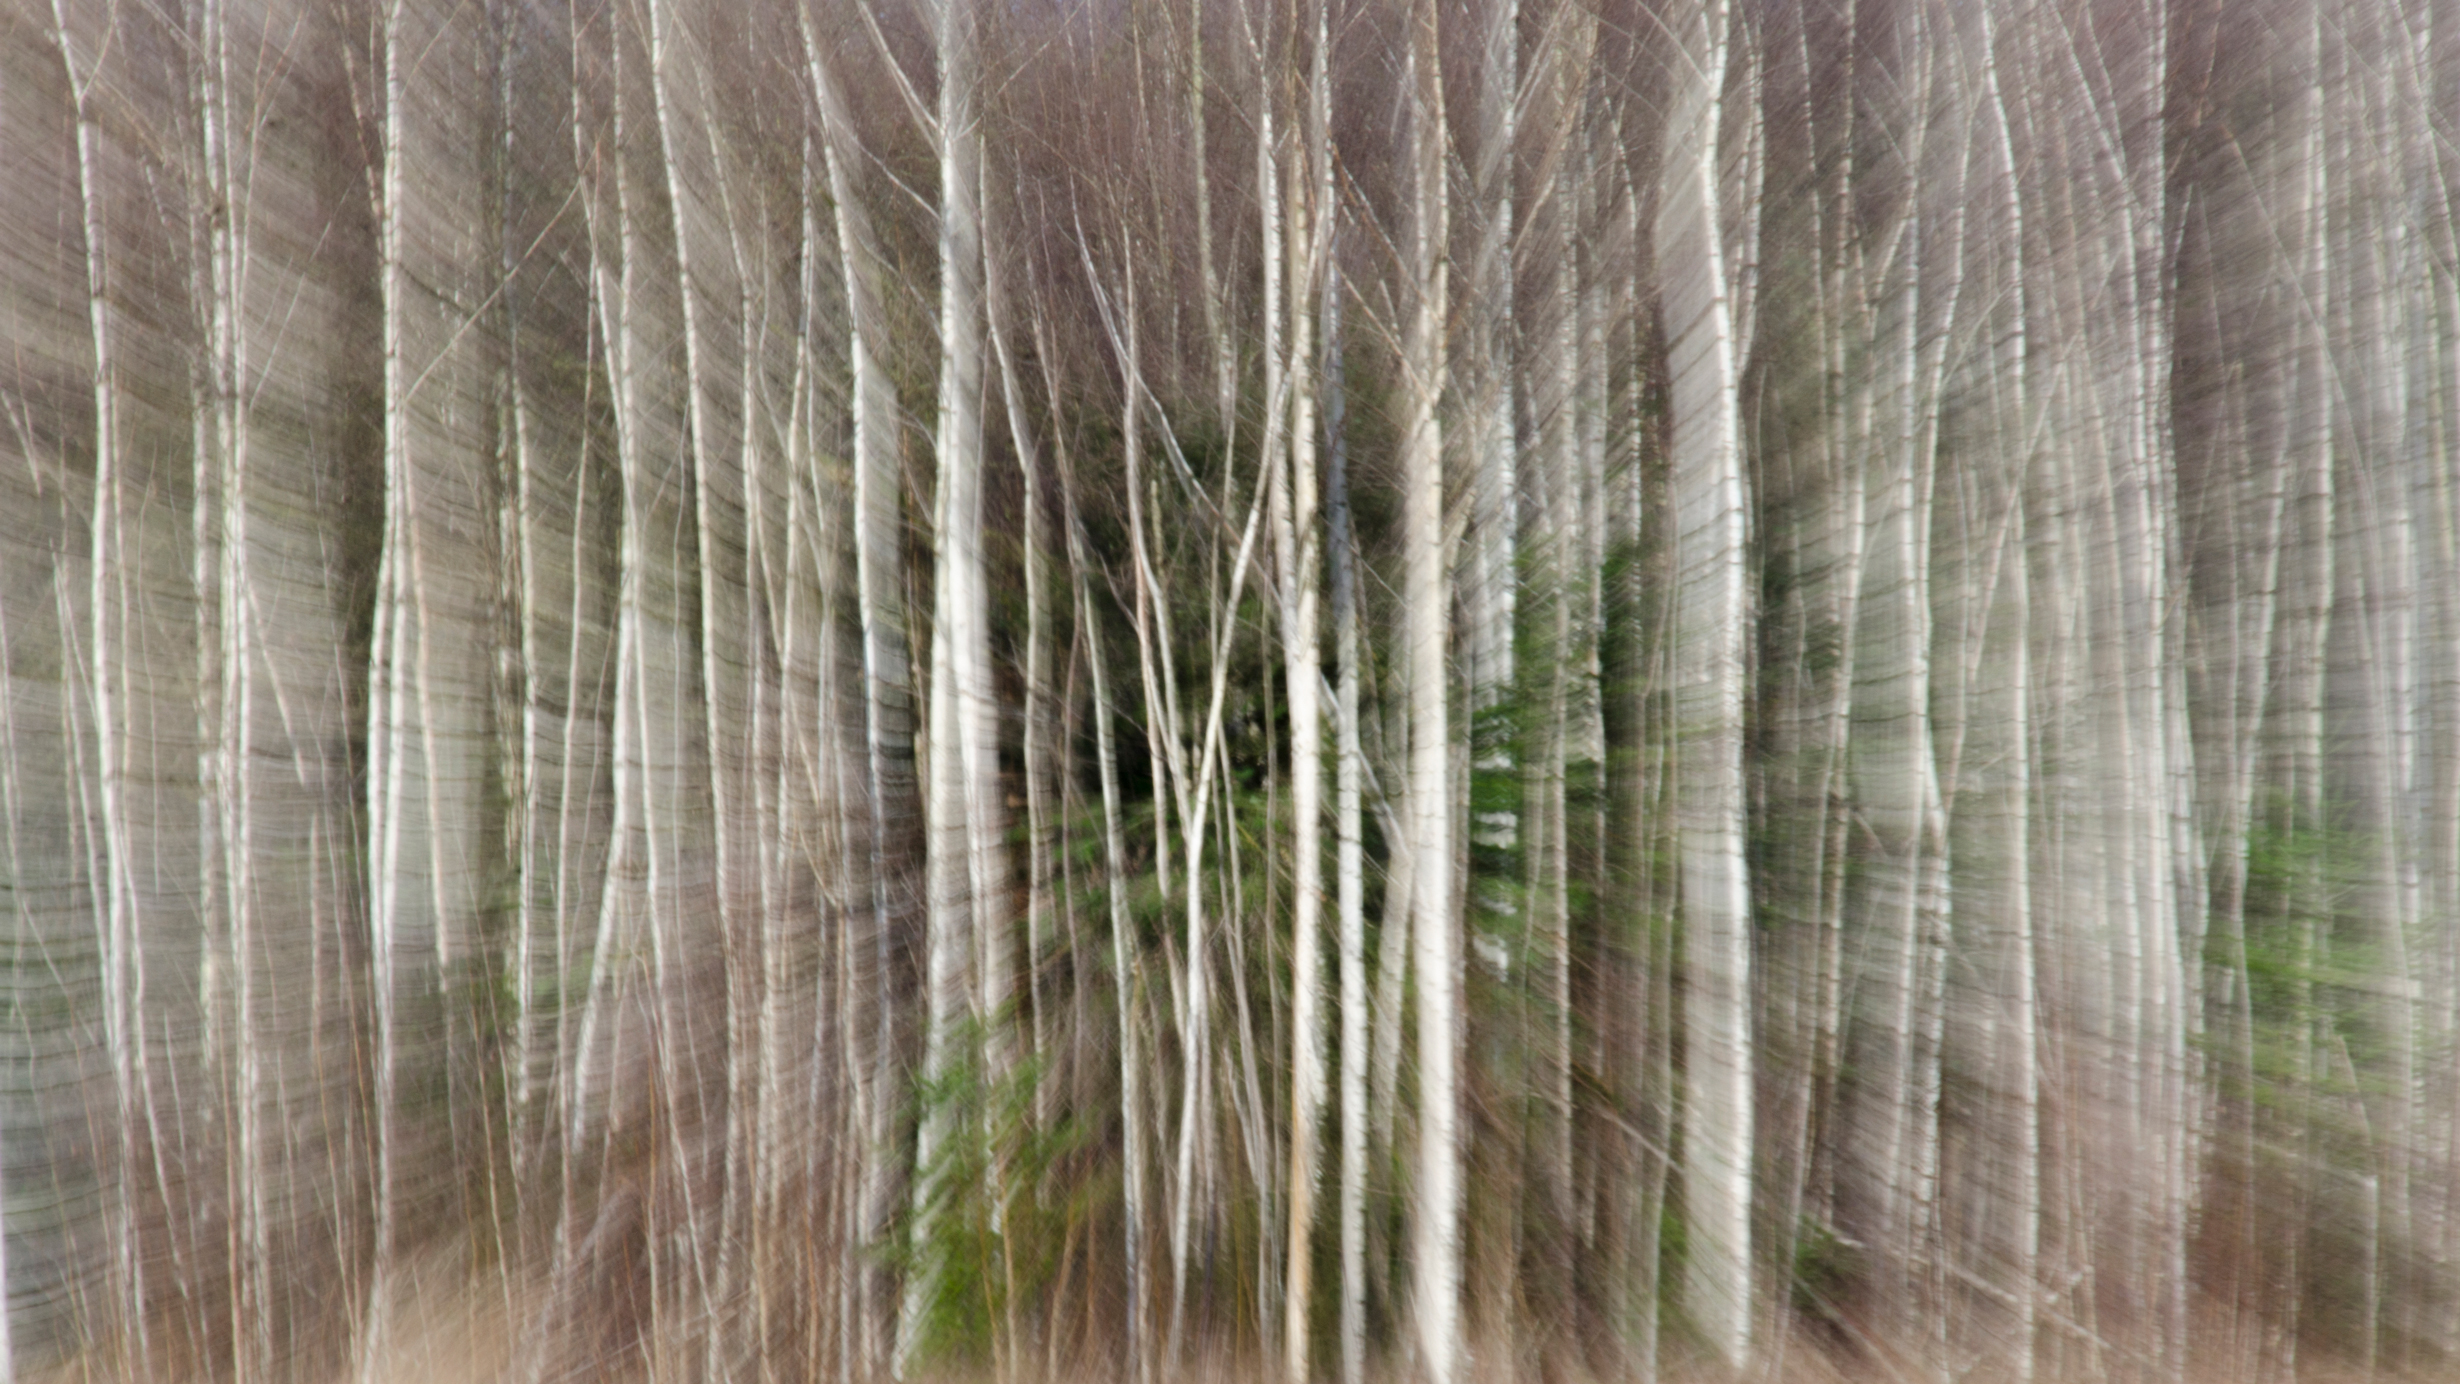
left=645, top=0, right=749, bottom=1357
left=1657, top=0, right=1753, bottom=1365
left=803, top=13, right=920, bottom=1369
left=907, top=0, right=1000, bottom=1362
left=1401, top=3, right=1461, bottom=1377
left=1273, top=18, right=1330, bottom=1367
left=1325, top=222, right=1370, bottom=1384
left=51, top=8, right=147, bottom=1364
left=1971, top=15, right=2038, bottom=1374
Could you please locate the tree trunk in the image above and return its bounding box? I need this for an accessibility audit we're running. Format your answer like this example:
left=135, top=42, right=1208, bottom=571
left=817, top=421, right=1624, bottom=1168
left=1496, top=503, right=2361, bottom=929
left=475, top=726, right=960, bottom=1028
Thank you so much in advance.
left=1657, top=0, right=1754, bottom=1366
left=802, top=11, right=921, bottom=1369
left=1401, top=2, right=1461, bottom=1378
left=1278, top=3, right=1329, bottom=1365
left=907, top=0, right=999, bottom=1363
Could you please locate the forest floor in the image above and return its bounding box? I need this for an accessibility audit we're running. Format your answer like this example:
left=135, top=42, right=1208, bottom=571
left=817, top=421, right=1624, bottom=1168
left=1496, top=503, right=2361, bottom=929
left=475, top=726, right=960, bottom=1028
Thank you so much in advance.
left=20, top=1263, right=2424, bottom=1384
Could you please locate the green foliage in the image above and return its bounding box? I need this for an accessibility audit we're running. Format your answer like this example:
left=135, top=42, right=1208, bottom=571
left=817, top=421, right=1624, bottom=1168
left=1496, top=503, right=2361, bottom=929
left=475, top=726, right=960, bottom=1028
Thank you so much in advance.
left=1787, top=1217, right=1858, bottom=1326
left=897, top=1017, right=1094, bottom=1372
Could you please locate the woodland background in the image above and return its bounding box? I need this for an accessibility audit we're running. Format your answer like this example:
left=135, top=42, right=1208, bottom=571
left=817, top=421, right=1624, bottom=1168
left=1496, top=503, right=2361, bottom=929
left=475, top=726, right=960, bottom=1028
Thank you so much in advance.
left=2, top=0, right=2458, bottom=1381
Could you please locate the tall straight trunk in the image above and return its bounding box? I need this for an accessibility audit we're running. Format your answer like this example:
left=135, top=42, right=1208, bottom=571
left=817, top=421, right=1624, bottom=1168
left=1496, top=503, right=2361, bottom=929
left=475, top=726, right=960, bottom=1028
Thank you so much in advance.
left=195, top=0, right=265, bottom=1367
left=195, top=0, right=336, bottom=1366
left=1637, top=733, right=1678, bottom=1384
left=1567, top=109, right=1620, bottom=1351
left=1843, top=12, right=1962, bottom=1362
left=1324, top=214, right=1370, bottom=1384
left=51, top=5, right=145, bottom=1364
left=951, top=0, right=1009, bottom=1172
left=540, top=22, right=617, bottom=1376
left=2097, top=5, right=2193, bottom=1367
left=2166, top=0, right=2291, bottom=1361
left=2020, top=0, right=2191, bottom=1367
left=573, top=0, right=709, bottom=1360
left=2421, top=3, right=2460, bottom=1354
left=368, top=0, right=505, bottom=1368
left=1460, top=20, right=1521, bottom=1327
left=182, top=0, right=366, bottom=1366
left=645, top=0, right=748, bottom=1357
left=1087, top=567, right=1149, bottom=1383
left=1969, top=13, right=2037, bottom=1375
left=178, top=3, right=231, bottom=1360
left=699, top=16, right=796, bottom=1361
left=907, top=0, right=993, bottom=1364
left=2283, top=299, right=2335, bottom=1384
left=1781, top=1, right=1866, bottom=1295
left=366, top=2, right=416, bottom=1355
left=626, top=0, right=721, bottom=1345
left=1277, top=2, right=1329, bottom=1365
left=1740, top=13, right=1841, bottom=1352
left=761, top=128, right=837, bottom=1370
left=1248, top=25, right=1294, bottom=1359
left=1657, top=0, right=1753, bottom=1366
left=1518, top=7, right=1595, bottom=1288
left=802, top=12, right=918, bottom=1370
left=2187, top=7, right=2324, bottom=1365
left=2333, top=5, right=2426, bottom=1359
left=1594, top=109, right=1665, bottom=1378
left=498, top=0, right=557, bottom=1260
left=828, top=461, right=883, bottom=1384
left=1401, top=1, right=1460, bottom=1378
left=1463, top=0, right=1518, bottom=823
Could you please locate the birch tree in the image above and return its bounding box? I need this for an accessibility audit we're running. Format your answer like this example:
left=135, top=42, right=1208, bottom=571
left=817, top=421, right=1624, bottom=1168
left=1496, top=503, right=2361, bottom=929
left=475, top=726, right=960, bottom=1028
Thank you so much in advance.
left=1399, top=1, right=1460, bottom=1377
left=1656, top=0, right=1754, bottom=1365
left=803, top=9, right=923, bottom=1368
left=906, top=0, right=1007, bottom=1364
left=1275, top=0, right=1331, bottom=1369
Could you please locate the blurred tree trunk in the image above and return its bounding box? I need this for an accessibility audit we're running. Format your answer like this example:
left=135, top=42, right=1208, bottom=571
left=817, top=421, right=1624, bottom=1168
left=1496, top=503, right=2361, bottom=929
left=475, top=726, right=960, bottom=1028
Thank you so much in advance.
left=51, top=3, right=147, bottom=1366
left=1401, top=0, right=1460, bottom=1377
left=1839, top=8, right=1960, bottom=1366
left=1275, top=0, right=1329, bottom=1365
left=908, top=0, right=999, bottom=1363
left=1656, top=0, right=1755, bottom=1367
left=802, top=10, right=920, bottom=1369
